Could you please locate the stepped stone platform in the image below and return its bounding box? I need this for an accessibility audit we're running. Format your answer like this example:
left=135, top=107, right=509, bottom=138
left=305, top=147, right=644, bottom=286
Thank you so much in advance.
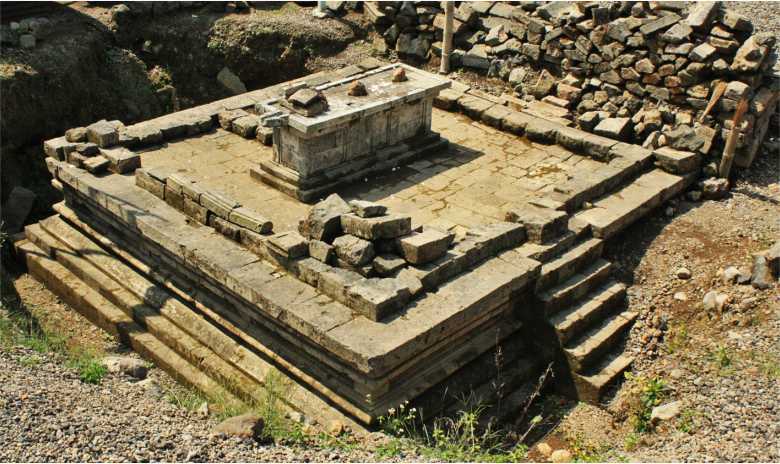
left=22, top=64, right=695, bottom=431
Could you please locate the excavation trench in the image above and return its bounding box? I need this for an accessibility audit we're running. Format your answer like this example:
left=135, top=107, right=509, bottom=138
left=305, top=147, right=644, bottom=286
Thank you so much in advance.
left=1, top=2, right=367, bottom=223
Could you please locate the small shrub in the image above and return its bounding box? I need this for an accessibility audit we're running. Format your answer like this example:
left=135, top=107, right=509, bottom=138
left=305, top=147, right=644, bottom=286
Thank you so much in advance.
left=77, top=359, right=108, bottom=384
left=676, top=409, right=697, bottom=434
left=665, top=323, right=688, bottom=354
left=623, top=373, right=668, bottom=433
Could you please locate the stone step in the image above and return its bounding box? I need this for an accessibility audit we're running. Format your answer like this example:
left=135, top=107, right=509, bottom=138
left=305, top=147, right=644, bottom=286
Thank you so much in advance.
left=573, top=352, right=634, bottom=404
left=515, top=228, right=580, bottom=264
left=539, top=259, right=612, bottom=316
left=15, top=238, right=240, bottom=406
left=564, top=310, right=637, bottom=374
left=551, top=281, right=627, bottom=345
left=575, top=169, right=688, bottom=239
left=26, top=217, right=371, bottom=431
left=536, top=237, right=604, bottom=292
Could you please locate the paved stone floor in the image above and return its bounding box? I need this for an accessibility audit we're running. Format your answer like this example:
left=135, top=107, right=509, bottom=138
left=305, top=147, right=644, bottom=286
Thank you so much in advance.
left=140, top=110, right=601, bottom=232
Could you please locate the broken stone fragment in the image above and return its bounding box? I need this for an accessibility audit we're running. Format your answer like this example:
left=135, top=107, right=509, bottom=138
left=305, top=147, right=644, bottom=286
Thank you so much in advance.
left=650, top=400, right=681, bottom=423
left=333, top=234, right=375, bottom=267
left=701, top=178, right=729, bottom=199
left=347, top=80, right=368, bottom=97
left=346, top=277, right=411, bottom=321
left=65, top=127, right=87, bottom=143
left=309, top=239, right=335, bottom=264
left=299, top=193, right=352, bottom=242
left=86, top=120, right=120, bottom=148
left=216, top=66, right=247, bottom=95
left=231, top=115, right=259, bottom=138
left=750, top=255, right=773, bottom=290
left=341, top=214, right=412, bottom=241
left=372, top=254, right=407, bottom=276
left=0, top=186, right=36, bottom=234
left=398, top=228, right=455, bottom=265
left=200, top=191, right=240, bottom=219
left=593, top=117, right=631, bottom=141
left=730, top=33, right=774, bottom=73
left=211, top=414, right=264, bottom=440
left=268, top=231, right=309, bottom=260
left=99, top=147, right=140, bottom=174
left=228, top=207, right=273, bottom=234
left=349, top=200, right=387, bottom=218
left=82, top=155, right=110, bottom=174
left=391, top=67, right=407, bottom=82
left=218, top=109, right=249, bottom=130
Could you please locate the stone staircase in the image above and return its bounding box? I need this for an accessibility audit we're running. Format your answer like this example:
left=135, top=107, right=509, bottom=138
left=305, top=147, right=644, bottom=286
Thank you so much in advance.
left=513, top=164, right=690, bottom=403
left=17, top=209, right=371, bottom=432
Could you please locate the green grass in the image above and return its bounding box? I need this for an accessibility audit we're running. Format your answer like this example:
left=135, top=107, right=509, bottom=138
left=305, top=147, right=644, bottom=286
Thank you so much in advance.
left=664, top=323, right=688, bottom=354
left=1, top=274, right=108, bottom=385
left=676, top=409, right=698, bottom=434
left=375, top=401, right=531, bottom=462
left=623, top=373, right=668, bottom=434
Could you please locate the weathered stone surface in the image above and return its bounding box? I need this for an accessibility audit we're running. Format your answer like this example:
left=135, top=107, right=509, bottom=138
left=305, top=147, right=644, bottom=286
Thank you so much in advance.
left=333, top=234, right=375, bottom=266
left=99, top=147, right=140, bottom=174
left=341, top=214, right=412, bottom=240
left=102, top=356, right=148, bottom=379
left=217, top=67, right=247, bottom=95
left=751, top=255, right=773, bottom=290
left=373, top=254, right=407, bottom=276
left=86, top=120, right=119, bottom=148
left=218, top=109, right=249, bottom=130
left=211, top=414, right=264, bottom=440
left=346, top=278, right=411, bottom=321
left=721, top=11, right=752, bottom=31
left=398, top=229, right=454, bottom=265
left=65, top=127, right=87, bottom=143
left=463, top=44, right=490, bottom=69
left=505, top=204, right=567, bottom=243
left=268, top=231, right=309, bottom=259
left=731, top=33, right=773, bottom=73
left=686, top=2, right=720, bottom=29
left=229, top=207, right=273, bottom=234
left=653, top=147, right=701, bottom=174
left=349, top=200, right=387, bottom=218
left=639, top=13, right=680, bottom=36
left=651, top=401, right=681, bottom=423
left=201, top=191, right=240, bottom=219
left=661, top=22, right=692, bottom=44
left=82, top=155, right=110, bottom=174
left=701, top=177, right=729, bottom=199
left=231, top=115, right=259, bottom=138
left=593, top=118, right=630, bottom=141
left=299, top=194, right=352, bottom=242
left=309, top=239, right=335, bottom=264
left=690, top=42, right=716, bottom=62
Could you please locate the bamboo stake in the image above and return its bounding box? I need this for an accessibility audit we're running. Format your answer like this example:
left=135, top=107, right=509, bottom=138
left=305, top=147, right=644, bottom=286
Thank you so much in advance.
left=718, top=96, right=749, bottom=179
left=699, top=81, right=727, bottom=123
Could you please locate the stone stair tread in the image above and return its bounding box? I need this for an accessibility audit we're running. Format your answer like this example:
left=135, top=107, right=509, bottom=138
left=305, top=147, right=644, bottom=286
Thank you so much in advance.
left=564, top=310, right=637, bottom=373
left=537, top=237, right=604, bottom=290
left=516, top=229, right=578, bottom=263
left=26, top=215, right=373, bottom=430
left=574, top=353, right=634, bottom=403
left=551, top=280, right=626, bottom=344
left=539, top=259, right=612, bottom=316
left=16, top=239, right=239, bottom=404
left=575, top=169, right=686, bottom=239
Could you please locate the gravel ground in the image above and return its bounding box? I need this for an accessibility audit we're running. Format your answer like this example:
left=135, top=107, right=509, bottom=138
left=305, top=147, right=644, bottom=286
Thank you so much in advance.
left=0, top=344, right=422, bottom=462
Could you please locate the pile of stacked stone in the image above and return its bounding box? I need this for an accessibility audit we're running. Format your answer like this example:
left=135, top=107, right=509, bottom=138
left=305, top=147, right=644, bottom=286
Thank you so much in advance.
left=218, top=108, right=274, bottom=145
left=366, top=1, right=778, bottom=170
left=43, top=120, right=140, bottom=175
left=263, top=193, right=530, bottom=321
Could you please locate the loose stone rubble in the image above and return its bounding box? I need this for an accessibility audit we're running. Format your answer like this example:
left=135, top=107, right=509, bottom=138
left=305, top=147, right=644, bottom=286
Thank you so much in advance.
left=366, top=1, right=779, bottom=178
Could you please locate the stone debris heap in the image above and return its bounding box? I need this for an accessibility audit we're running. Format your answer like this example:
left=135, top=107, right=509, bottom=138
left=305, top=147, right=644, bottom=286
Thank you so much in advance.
left=367, top=1, right=779, bottom=171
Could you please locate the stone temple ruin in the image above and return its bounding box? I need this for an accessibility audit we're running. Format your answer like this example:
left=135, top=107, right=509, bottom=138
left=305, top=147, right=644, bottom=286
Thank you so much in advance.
left=16, top=49, right=776, bottom=433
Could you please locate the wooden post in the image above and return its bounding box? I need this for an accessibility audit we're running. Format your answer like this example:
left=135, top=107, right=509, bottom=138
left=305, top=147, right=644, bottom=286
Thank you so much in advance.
left=718, top=96, right=749, bottom=179
left=699, top=81, right=727, bottom=123
left=439, top=2, right=454, bottom=75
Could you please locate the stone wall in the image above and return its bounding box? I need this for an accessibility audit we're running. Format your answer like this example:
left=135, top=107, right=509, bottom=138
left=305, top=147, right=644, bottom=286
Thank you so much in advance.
left=366, top=1, right=779, bottom=171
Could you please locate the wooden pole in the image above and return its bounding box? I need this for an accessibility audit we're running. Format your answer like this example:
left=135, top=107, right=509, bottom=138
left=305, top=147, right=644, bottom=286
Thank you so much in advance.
left=699, top=81, right=727, bottom=123
left=718, top=96, right=749, bottom=179
left=439, top=2, right=453, bottom=75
